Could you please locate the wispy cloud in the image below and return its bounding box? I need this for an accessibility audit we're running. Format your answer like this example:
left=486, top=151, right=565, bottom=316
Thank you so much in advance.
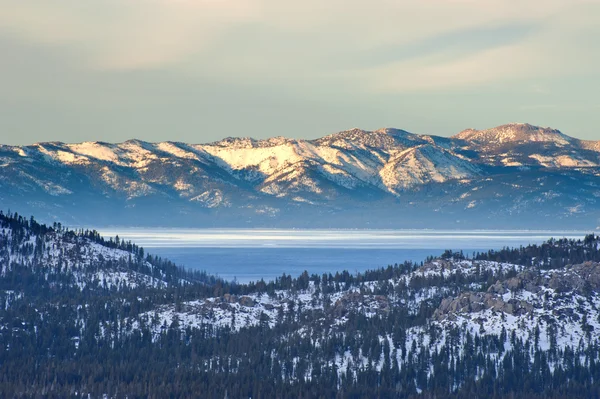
left=1, top=0, right=596, bottom=74
left=340, top=2, right=600, bottom=92
left=0, top=0, right=599, bottom=143
left=0, top=0, right=262, bottom=70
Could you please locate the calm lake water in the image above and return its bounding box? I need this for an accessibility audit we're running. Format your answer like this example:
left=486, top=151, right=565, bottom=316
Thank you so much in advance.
left=96, top=229, right=593, bottom=283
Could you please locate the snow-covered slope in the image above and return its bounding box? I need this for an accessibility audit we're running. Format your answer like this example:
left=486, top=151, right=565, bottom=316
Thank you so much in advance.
left=582, top=140, right=600, bottom=152
left=432, top=262, right=600, bottom=356
left=0, top=216, right=174, bottom=292
left=111, top=249, right=600, bottom=392
left=313, top=128, right=426, bottom=150
left=135, top=258, right=524, bottom=335
left=453, top=123, right=600, bottom=168
left=1, top=123, right=599, bottom=227
left=454, top=123, right=573, bottom=146
left=4, top=210, right=600, bottom=396
left=379, top=145, right=481, bottom=192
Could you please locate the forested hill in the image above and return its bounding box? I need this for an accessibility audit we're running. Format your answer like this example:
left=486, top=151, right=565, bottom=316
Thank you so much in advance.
left=3, top=212, right=600, bottom=398
left=0, top=210, right=211, bottom=291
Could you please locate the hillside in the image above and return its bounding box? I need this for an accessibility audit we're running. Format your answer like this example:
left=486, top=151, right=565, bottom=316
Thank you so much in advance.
left=3, top=212, right=600, bottom=397
left=1, top=123, right=599, bottom=228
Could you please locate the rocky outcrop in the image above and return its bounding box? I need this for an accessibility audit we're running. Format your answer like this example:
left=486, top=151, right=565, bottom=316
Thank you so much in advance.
left=434, top=262, right=600, bottom=321
left=332, top=291, right=390, bottom=318
left=202, top=294, right=258, bottom=311
left=487, top=262, right=600, bottom=295
left=434, top=292, right=533, bottom=321
left=546, top=262, right=600, bottom=293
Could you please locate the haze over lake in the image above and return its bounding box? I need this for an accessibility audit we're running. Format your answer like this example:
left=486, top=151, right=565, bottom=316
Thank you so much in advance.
left=96, top=229, right=593, bottom=283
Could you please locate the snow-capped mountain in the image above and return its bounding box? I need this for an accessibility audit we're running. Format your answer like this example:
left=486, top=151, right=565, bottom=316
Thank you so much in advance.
left=454, top=123, right=600, bottom=168
left=454, top=123, right=573, bottom=146
left=1, top=123, right=599, bottom=228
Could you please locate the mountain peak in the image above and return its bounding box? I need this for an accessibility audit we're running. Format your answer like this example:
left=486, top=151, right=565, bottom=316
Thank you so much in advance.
left=313, top=127, right=422, bottom=150
left=209, top=136, right=293, bottom=149
left=373, top=127, right=414, bottom=136
left=32, top=141, right=66, bottom=147
left=453, top=123, right=573, bottom=145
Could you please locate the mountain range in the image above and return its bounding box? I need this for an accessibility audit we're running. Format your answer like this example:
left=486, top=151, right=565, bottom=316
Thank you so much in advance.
left=1, top=122, right=599, bottom=228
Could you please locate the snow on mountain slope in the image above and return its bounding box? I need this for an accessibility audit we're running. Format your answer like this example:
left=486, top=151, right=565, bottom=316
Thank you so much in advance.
left=202, top=140, right=304, bottom=180
left=430, top=261, right=600, bottom=357
left=67, top=141, right=122, bottom=163
left=200, top=130, right=474, bottom=196
left=156, top=142, right=213, bottom=164
left=313, top=128, right=426, bottom=150
left=0, top=217, right=171, bottom=291
left=126, top=258, right=522, bottom=335
left=190, top=189, right=230, bottom=208
left=259, top=160, right=325, bottom=197
left=40, top=139, right=212, bottom=169
left=4, top=124, right=585, bottom=201
left=454, top=123, right=573, bottom=146
left=2, top=123, right=599, bottom=227
left=5, top=211, right=600, bottom=396
left=582, top=140, right=600, bottom=152
left=452, top=123, right=600, bottom=168
left=201, top=137, right=385, bottom=186
left=17, top=170, right=73, bottom=196
left=529, top=153, right=597, bottom=168
left=379, top=144, right=481, bottom=192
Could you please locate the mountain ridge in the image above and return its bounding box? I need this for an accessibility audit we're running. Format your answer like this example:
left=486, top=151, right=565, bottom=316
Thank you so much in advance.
left=23, top=122, right=593, bottom=148
left=1, top=123, right=599, bottom=228
left=453, top=123, right=575, bottom=146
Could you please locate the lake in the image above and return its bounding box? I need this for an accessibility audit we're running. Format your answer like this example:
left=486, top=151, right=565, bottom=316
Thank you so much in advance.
left=96, top=229, right=593, bottom=283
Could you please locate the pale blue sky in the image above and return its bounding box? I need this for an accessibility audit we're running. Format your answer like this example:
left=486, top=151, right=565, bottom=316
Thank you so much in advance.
left=0, top=0, right=599, bottom=144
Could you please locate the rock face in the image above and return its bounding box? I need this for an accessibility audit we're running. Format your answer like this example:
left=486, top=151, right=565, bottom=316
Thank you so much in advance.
left=486, top=262, right=600, bottom=295
left=1, top=123, right=600, bottom=228
left=332, top=291, right=390, bottom=318
left=435, top=292, right=534, bottom=320
left=434, top=262, right=600, bottom=321
left=212, top=294, right=257, bottom=308
left=547, top=262, right=600, bottom=292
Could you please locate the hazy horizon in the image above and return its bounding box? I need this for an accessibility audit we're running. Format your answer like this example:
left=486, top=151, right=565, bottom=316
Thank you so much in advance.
left=1, top=122, right=596, bottom=146
left=95, top=227, right=595, bottom=248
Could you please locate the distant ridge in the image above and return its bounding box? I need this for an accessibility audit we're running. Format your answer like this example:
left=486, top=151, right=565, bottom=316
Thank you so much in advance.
left=0, top=123, right=599, bottom=228
left=453, top=123, right=573, bottom=146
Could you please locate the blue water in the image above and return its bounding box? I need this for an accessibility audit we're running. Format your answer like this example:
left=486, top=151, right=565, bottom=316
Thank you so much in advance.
left=97, top=229, right=592, bottom=283
left=147, top=247, right=452, bottom=283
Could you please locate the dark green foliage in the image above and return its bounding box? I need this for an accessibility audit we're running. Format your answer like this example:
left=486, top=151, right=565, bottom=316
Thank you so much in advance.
left=2, top=211, right=600, bottom=398
left=474, top=234, right=600, bottom=268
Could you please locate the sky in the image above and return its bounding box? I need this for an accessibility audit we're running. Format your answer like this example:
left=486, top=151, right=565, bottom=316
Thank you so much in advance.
left=0, top=0, right=599, bottom=145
